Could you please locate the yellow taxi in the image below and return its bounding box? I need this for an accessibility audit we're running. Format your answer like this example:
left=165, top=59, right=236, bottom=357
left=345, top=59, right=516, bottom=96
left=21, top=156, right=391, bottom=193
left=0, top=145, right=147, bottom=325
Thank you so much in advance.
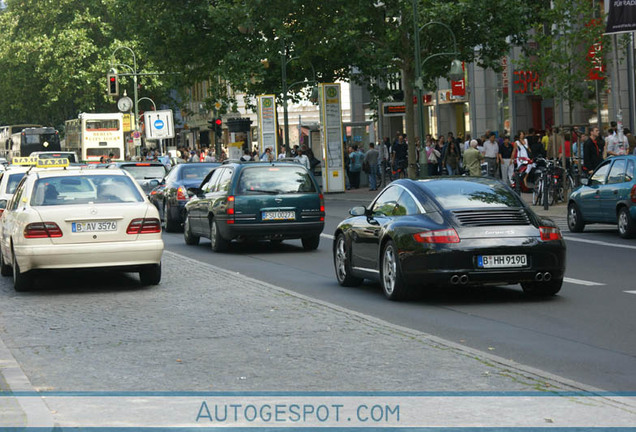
left=0, top=158, right=163, bottom=291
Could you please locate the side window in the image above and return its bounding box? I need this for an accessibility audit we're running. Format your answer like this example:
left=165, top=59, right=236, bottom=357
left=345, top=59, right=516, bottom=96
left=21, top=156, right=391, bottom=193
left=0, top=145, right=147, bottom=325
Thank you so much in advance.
left=590, top=161, right=611, bottom=185
left=607, top=159, right=627, bottom=184
left=217, top=169, right=233, bottom=192
left=372, top=186, right=401, bottom=217
left=202, top=169, right=223, bottom=193
left=9, top=178, right=27, bottom=210
left=626, top=160, right=635, bottom=183
left=396, top=190, right=421, bottom=216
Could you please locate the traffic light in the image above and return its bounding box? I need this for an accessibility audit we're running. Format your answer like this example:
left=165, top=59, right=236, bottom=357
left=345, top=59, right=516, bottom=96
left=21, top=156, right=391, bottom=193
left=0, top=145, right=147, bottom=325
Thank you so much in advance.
left=107, top=73, right=119, bottom=97
left=214, top=118, right=222, bottom=138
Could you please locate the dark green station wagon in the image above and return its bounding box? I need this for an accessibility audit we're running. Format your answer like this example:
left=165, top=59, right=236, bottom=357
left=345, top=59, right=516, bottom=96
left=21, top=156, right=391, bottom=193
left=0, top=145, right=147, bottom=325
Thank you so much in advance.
left=183, top=161, right=325, bottom=251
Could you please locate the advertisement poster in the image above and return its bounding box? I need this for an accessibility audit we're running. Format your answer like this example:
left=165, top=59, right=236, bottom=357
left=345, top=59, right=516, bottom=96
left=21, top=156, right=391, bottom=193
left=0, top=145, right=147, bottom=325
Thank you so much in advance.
left=319, top=83, right=344, bottom=193
left=257, top=95, right=278, bottom=158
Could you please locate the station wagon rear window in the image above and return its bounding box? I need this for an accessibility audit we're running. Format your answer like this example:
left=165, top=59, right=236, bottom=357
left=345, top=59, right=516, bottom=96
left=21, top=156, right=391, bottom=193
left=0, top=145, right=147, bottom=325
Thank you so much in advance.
left=31, top=175, right=143, bottom=206
left=237, top=166, right=317, bottom=195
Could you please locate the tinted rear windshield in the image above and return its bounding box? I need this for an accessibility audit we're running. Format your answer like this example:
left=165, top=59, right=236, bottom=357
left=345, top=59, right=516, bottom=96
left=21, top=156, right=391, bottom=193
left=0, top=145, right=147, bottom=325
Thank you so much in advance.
left=31, top=175, right=143, bottom=206
left=237, top=166, right=317, bottom=194
left=421, top=179, right=521, bottom=209
left=180, top=164, right=216, bottom=180
left=120, top=165, right=166, bottom=180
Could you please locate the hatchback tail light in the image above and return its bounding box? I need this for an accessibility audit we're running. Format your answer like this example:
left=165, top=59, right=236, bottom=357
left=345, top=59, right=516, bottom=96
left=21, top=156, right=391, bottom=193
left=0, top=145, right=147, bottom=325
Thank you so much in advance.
left=24, top=222, right=63, bottom=238
left=176, top=186, right=188, bottom=201
left=226, top=195, right=235, bottom=224
left=413, top=228, right=460, bottom=244
left=126, top=218, right=161, bottom=234
left=631, top=185, right=636, bottom=203
left=539, top=226, right=562, bottom=241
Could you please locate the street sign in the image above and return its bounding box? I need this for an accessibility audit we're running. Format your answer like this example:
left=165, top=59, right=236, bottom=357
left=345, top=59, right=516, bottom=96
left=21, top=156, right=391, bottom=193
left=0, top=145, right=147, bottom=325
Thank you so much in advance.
left=144, top=110, right=175, bottom=139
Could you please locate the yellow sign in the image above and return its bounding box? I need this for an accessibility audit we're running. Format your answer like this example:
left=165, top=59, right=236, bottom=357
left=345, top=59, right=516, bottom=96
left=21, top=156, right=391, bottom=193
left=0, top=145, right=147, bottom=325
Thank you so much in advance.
left=36, top=158, right=69, bottom=168
left=11, top=157, right=39, bottom=165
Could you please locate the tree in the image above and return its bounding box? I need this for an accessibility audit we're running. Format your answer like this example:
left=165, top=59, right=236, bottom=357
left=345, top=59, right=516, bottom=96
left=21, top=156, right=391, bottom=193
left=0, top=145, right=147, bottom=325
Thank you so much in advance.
left=520, top=0, right=607, bottom=126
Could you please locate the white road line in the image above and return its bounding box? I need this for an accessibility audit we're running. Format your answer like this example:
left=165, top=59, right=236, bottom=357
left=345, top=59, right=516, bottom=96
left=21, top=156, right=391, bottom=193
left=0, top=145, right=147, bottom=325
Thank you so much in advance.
left=624, top=291, right=636, bottom=295
left=564, top=277, right=605, bottom=286
left=562, top=235, right=636, bottom=250
left=321, top=233, right=335, bottom=240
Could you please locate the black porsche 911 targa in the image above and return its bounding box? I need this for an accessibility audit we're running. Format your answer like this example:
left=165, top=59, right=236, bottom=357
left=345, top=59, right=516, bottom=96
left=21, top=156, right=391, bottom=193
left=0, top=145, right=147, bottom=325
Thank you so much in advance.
left=333, top=177, right=566, bottom=300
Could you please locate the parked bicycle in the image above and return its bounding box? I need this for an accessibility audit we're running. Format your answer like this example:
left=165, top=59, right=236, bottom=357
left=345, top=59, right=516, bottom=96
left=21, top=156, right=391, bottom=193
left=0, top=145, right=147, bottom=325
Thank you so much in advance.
left=532, top=158, right=575, bottom=209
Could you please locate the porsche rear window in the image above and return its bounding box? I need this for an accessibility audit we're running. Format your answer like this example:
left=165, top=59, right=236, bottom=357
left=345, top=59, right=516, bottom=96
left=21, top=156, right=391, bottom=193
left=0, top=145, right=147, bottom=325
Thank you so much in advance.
left=422, top=180, right=522, bottom=209
left=31, top=175, right=143, bottom=206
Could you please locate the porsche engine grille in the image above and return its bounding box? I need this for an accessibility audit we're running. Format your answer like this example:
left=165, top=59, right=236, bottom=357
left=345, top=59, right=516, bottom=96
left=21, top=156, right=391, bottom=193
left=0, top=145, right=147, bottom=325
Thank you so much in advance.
left=452, top=209, right=530, bottom=227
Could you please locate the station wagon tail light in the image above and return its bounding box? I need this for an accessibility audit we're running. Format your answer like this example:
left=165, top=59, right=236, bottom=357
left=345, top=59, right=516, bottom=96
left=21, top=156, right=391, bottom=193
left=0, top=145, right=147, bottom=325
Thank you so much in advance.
left=176, top=186, right=188, bottom=201
left=539, top=226, right=562, bottom=241
left=631, top=185, right=636, bottom=203
left=24, top=222, right=63, bottom=238
left=413, top=228, right=460, bottom=244
left=319, top=193, right=325, bottom=221
left=126, top=218, right=161, bottom=234
left=226, top=195, right=235, bottom=224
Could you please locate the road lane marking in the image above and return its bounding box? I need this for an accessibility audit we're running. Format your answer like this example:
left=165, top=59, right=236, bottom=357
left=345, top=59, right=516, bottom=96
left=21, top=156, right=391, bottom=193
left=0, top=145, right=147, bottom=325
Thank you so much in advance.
left=564, top=277, right=605, bottom=286
left=321, top=233, right=335, bottom=240
left=563, top=236, right=636, bottom=250
left=624, top=291, right=636, bottom=295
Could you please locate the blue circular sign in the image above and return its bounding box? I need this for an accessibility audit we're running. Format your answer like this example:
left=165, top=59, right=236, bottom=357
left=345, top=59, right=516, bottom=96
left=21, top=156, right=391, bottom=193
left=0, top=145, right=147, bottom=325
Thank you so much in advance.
left=154, top=119, right=165, bottom=129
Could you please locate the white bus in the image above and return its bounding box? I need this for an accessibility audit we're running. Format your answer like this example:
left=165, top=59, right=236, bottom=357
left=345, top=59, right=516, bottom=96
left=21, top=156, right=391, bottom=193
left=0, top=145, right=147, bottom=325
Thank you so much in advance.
left=64, top=113, right=124, bottom=162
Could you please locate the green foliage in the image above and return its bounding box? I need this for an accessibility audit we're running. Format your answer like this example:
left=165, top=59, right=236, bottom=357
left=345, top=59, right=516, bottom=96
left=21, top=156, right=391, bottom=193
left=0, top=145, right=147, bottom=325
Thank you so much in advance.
left=520, top=0, right=607, bottom=122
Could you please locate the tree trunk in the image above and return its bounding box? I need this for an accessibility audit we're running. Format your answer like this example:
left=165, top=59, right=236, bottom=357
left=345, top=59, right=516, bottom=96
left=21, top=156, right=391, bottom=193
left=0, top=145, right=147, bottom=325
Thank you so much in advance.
left=402, top=63, right=418, bottom=179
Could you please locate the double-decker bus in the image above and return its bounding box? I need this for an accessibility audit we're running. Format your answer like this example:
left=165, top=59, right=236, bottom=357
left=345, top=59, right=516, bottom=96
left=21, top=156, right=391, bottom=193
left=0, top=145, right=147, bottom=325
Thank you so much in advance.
left=0, top=124, right=42, bottom=159
left=64, top=113, right=124, bottom=162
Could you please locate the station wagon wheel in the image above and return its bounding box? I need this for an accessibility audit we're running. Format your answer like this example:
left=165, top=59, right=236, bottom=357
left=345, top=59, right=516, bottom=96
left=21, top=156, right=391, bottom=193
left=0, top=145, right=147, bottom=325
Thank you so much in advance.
left=301, top=234, right=320, bottom=251
left=210, top=218, right=229, bottom=252
left=617, top=207, right=636, bottom=239
left=12, top=249, right=32, bottom=292
left=380, top=240, right=408, bottom=301
left=333, top=233, right=362, bottom=287
left=183, top=214, right=200, bottom=246
left=567, top=202, right=585, bottom=233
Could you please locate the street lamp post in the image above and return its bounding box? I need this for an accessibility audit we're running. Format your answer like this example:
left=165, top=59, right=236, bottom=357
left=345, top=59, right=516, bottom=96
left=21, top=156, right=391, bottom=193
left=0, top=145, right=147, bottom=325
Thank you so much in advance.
left=111, top=46, right=139, bottom=133
left=411, top=3, right=463, bottom=173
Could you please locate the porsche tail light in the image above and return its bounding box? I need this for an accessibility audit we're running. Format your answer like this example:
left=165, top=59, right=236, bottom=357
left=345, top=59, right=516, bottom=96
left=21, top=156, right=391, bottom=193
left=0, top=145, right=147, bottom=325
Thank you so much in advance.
left=176, top=186, right=188, bottom=201
left=127, top=218, right=161, bottom=234
left=24, top=222, right=63, bottom=238
left=539, top=226, right=562, bottom=241
left=631, top=185, right=636, bottom=203
left=226, top=195, right=235, bottom=223
left=413, top=228, right=460, bottom=244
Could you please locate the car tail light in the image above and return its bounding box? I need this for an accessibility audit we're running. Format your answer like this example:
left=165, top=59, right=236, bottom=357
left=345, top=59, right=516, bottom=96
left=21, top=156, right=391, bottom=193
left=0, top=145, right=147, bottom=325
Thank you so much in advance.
left=413, top=228, right=460, bottom=244
left=176, top=186, right=188, bottom=201
left=319, top=193, right=325, bottom=221
left=127, top=218, right=161, bottom=234
left=539, top=226, right=562, bottom=241
left=24, top=222, right=63, bottom=238
left=226, top=195, right=235, bottom=223
left=631, top=185, right=636, bottom=203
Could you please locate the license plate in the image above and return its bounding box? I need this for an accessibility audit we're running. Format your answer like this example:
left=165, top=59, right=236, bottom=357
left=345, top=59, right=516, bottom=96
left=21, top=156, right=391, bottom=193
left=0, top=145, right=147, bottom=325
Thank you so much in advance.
left=262, top=211, right=295, bottom=221
left=72, top=221, right=117, bottom=233
left=477, top=254, right=527, bottom=268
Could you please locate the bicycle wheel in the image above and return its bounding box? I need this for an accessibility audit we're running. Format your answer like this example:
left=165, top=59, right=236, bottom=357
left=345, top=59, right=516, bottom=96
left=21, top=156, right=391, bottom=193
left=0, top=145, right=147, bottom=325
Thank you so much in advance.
left=542, top=176, right=550, bottom=210
left=533, top=178, right=543, bottom=205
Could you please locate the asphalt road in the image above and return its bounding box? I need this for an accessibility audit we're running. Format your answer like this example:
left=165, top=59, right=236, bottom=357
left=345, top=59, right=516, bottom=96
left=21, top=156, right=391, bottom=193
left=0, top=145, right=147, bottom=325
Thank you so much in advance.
left=162, top=193, right=636, bottom=392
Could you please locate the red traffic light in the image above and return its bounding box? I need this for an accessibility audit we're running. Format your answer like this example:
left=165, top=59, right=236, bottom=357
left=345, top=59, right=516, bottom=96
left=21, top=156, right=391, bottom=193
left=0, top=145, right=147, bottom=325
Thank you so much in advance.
left=215, top=118, right=222, bottom=126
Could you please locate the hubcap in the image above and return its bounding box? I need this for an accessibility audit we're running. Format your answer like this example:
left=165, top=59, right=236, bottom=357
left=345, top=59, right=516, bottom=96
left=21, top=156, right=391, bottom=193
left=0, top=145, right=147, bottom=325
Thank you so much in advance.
left=211, top=222, right=217, bottom=246
left=335, top=237, right=347, bottom=281
left=382, top=245, right=396, bottom=295
left=619, top=211, right=627, bottom=234
left=568, top=206, right=577, bottom=228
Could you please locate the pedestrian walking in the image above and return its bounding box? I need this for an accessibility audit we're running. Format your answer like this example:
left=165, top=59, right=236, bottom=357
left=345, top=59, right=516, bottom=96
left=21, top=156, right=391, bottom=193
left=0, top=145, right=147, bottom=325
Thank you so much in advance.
left=463, top=139, right=484, bottom=176
left=483, top=133, right=499, bottom=177
left=442, top=142, right=460, bottom=175
left=364, top=142, right=380, bottom=190
left=499, top=136, right=514, bottom=186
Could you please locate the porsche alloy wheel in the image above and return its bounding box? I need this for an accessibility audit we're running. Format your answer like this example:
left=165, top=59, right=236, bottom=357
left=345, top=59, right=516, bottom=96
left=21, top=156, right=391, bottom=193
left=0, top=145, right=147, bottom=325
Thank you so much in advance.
left=334, top=234, right=362, bottom=287
left=380, top=240, right=407, bottom=301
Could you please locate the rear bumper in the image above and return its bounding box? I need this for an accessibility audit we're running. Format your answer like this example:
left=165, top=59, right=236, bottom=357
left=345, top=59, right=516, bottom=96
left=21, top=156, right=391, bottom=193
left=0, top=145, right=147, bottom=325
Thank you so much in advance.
left=15, top=239, right=164, bottom=273
left=219, top=220, right=324, bottom=240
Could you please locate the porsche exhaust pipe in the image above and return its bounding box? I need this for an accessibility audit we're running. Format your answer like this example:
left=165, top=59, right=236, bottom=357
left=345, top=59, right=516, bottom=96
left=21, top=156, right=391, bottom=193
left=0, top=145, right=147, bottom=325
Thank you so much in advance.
left=543, top=272, right=552, bottom=282
left=535, top=272, right=544, bottom=281
left=459, top=275, right=468, bottom=285
left=450, top=275, right=460, bottom=285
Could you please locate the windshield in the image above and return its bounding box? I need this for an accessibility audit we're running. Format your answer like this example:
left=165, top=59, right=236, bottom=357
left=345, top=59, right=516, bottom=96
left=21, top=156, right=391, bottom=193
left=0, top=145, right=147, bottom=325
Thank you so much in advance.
left=120, top=165, right=167, bottom=180
left=237, top=166, right=317, bottom=195
left=420, top=179, right=522, bottom=209
left=31, top=175, right=143, bottom=206
left=180, top=164, right=217, bottom=180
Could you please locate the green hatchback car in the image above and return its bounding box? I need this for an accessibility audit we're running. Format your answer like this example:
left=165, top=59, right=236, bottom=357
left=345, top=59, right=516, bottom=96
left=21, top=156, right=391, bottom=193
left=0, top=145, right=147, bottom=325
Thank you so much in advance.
left=183, top=161, right=325, bottom=251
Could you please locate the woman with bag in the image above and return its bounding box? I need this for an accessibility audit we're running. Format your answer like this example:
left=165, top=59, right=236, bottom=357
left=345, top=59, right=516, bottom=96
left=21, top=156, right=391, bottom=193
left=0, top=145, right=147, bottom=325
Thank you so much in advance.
left=426, top=138, right=441, bottom=176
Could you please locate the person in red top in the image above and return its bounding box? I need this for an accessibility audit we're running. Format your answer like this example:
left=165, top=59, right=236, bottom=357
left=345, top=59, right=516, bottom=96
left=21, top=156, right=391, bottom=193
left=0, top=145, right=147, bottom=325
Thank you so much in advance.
left=583, top=126, right=604, bottom=175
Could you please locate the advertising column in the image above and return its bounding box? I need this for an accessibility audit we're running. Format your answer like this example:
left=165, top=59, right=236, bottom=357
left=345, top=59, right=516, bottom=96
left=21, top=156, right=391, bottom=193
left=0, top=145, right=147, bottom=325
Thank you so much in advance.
left=257, top=95, right=279, bottom=158
left=319, top=83, right=345, bottom=193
